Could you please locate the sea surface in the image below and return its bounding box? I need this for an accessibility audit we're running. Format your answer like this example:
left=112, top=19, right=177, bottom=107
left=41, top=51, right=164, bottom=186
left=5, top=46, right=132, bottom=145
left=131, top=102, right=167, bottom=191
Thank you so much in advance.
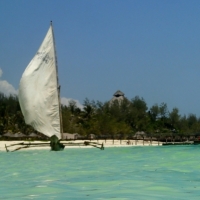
left=1, top=145, right=200, bottom=199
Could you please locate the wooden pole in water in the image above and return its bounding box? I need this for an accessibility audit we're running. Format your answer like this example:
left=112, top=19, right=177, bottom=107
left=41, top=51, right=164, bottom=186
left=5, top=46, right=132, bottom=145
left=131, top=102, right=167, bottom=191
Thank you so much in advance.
left=150, top=136, right=152, bottom=146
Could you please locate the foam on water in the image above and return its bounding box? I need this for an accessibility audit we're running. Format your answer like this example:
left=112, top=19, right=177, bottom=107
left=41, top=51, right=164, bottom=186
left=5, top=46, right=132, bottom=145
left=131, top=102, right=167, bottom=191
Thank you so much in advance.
left=1, top=146, right=200, bottom=199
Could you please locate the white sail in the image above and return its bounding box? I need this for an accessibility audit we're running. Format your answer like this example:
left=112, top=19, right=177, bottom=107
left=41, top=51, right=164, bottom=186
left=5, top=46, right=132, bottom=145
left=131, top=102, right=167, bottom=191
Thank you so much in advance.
left=18, top=25, right=61, bottom=139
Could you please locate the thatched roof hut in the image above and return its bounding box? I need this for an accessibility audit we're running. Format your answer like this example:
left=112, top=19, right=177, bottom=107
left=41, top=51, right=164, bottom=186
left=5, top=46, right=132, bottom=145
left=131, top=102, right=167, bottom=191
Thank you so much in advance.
left=109, top=90, right=126, bottom=105
left=63, top=133, right=81, bottom=140
left=13, top=133, right=26, bottom=138
left=2, top=132, right=26, bottom=140
left=134, top=131, right=146, bottom=139
left=3, top=132, right=13, bottom=138
left=113, top=90, right=125, bottom=97
left=28, top=133, right=39, bottom=138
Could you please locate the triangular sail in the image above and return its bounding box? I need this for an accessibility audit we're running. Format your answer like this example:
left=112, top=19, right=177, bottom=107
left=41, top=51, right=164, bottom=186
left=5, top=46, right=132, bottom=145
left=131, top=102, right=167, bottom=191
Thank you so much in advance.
left=18, top=25, right=61, bottom=139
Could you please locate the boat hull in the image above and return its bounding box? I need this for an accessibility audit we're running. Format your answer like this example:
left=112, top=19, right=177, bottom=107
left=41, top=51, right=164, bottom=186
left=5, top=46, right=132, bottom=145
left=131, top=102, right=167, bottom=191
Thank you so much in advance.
left=50, top=135, right=65, bottom=151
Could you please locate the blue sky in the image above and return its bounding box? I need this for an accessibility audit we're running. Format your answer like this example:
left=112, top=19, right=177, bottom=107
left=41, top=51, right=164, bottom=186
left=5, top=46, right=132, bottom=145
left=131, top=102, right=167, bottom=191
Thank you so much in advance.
left=1, top=0, right=200, bottom=116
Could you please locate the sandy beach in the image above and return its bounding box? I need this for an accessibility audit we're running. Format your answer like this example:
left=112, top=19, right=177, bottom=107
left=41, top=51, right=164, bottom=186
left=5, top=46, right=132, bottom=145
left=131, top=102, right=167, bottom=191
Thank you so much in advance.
left=0, top=139, right=162, bottom=152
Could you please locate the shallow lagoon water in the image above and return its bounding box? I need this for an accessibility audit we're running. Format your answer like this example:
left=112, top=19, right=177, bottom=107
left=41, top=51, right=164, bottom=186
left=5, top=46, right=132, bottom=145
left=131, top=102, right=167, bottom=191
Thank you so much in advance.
left=1, top=146, right=200, bottom=199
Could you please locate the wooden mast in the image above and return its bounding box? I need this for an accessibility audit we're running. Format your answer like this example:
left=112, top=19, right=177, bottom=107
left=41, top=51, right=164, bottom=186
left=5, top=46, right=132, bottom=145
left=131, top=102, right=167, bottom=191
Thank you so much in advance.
left=51, top=21, right=64, bottom=140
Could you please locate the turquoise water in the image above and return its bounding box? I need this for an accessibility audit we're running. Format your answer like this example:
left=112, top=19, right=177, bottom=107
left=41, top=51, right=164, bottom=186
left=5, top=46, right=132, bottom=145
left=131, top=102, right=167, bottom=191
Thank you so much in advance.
left=1, top=146, right=200, bottom=199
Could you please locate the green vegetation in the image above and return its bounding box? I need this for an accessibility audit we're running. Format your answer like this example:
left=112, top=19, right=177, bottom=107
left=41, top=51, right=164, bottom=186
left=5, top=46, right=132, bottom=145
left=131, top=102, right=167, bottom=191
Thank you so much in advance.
left=0, top=93, right=34, bottom=135
left=1, top=92, right=200, bottom=139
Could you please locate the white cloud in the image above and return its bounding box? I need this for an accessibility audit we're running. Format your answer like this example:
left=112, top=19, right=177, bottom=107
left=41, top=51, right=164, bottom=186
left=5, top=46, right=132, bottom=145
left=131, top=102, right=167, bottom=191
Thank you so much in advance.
left=0, top=68, right=18, bottom=96
left=61, top=97, right=84, bottom=110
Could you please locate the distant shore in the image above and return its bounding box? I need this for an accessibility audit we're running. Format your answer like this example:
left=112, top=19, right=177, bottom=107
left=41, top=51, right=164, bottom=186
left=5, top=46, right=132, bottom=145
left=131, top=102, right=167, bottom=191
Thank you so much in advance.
left=0, top=139, right=162, bottom=152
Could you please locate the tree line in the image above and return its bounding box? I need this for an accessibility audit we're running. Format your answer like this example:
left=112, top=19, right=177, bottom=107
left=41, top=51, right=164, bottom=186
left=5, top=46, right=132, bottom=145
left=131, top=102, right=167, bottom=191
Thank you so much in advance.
left=1, top=92, right=200, bottom=139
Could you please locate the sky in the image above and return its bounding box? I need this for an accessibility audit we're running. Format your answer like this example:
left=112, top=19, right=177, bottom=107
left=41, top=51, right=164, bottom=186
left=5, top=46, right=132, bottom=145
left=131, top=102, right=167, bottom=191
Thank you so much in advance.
left=1, top=0, right=200, bottom=116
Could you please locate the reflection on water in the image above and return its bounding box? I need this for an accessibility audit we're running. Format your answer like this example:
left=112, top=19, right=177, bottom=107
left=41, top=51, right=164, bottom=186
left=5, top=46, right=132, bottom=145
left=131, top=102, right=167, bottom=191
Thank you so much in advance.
left=1, top=146, right=200, bottom=199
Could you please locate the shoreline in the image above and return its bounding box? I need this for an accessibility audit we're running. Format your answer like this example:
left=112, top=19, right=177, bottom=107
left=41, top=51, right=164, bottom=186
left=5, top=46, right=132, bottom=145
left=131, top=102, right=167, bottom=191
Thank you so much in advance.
left=0, top=139, right=162, bottom=152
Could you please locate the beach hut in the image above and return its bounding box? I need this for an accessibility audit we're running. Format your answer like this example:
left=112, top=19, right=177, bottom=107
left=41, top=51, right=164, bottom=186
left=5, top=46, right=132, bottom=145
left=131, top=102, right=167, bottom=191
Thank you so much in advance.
left=89, top=134, right=96, bottom=140
left=134, top=131, right=146, bottom=145
left=62, top=133, right=81, bottom=140
left=134, top=131, right=146, bottom=138
left=13, top=133, right=26, bottom=140
left=26, top=132, right=39, bottom=140
left=3, top=132, right=13, bottom=139
left=29, top=132, right=37, bottom=137
left=73, top=133, right=82, bottom=139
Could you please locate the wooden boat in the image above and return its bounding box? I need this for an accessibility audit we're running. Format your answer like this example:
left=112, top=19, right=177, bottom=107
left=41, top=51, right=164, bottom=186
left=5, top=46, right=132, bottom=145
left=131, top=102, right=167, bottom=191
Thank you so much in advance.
left=5, top=22, right=104, bottom=152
